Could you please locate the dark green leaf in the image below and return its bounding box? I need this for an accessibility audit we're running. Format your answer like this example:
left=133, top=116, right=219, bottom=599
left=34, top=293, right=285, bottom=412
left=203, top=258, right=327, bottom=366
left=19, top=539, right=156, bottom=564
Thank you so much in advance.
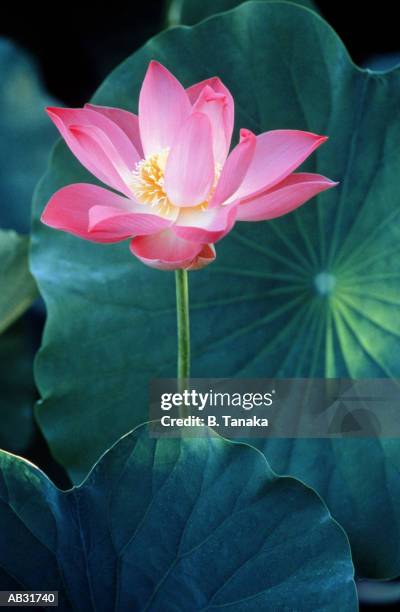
left=167, top=0, right=318, bottom=26
left=0, top=424, right=357, bottom=610
left=31, top=1, right=400, bottom=577
left=0, top=231, right=38, bottom=334
left=0, top=231, right=37, bottom=454
left=252, top=438, right=400, bottom=578
left=0, top=38, right=57, bottom=233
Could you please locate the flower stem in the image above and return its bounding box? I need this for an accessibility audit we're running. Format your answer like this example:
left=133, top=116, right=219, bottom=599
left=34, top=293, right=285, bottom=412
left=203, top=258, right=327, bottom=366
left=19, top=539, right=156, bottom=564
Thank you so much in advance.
left=175, top=269, right=190, bottom=398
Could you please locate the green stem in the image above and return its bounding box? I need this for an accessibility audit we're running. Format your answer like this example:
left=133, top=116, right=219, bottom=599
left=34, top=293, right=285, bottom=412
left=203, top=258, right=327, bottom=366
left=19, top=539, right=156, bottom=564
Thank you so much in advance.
left=175, top=269, right=190, bottom=399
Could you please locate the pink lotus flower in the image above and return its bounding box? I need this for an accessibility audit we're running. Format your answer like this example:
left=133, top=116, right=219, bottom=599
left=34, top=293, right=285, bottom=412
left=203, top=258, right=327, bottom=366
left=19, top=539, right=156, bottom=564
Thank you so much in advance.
left=41, top=61, right=337, bottom=270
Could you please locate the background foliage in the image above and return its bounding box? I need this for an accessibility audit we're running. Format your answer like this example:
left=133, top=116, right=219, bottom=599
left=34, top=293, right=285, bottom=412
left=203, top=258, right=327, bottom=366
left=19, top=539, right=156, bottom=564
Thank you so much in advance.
left=2, top=0, right=400, bottom=607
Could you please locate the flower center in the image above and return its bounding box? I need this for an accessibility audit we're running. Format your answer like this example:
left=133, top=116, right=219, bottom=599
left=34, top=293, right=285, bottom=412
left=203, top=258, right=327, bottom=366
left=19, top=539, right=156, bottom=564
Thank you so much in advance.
left=130, top=148, right=170, bottom=212
left=130, top=148, right=221, bottom=214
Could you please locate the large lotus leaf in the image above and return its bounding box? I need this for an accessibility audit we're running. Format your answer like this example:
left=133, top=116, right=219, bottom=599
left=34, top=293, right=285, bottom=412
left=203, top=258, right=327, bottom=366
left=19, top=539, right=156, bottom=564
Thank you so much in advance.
left=0, top=38, right=57, bottom=233
left=0, top=231, right=38, bottom=334
left=0, top=231, right=38, bottom=453
left=0, top=424, right=357, bottom=610
left=167, top=0, right=317, bottom=26
left=31, top=1, right=400, bottom=577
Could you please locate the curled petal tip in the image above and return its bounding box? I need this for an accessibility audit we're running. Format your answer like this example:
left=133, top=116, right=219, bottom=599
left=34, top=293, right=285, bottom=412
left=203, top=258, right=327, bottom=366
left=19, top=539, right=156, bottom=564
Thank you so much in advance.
left=321, top=177, right=339, bottom=187
left=40, top=210, right=49, bottom=225
left=208, top=77, right=225, bottom=90
left=46, top=106, right=66, bottom=117
left=45, top=106, right=59, bottom=120
left=186, top=244, right=216, bottom=271
left=240, top=128, right=256, bottom=140
left=148, top=59, right=164, bottom=72
left=143, top=60, right=166, bottom=80
left=200, top=85, right=226, bottom=103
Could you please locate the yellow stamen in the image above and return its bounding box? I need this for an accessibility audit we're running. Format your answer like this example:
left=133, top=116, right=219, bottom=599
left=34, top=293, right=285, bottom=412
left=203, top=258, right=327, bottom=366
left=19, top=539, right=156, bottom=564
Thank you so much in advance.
left=130, top=148, right=222, bottom=214
left=130, top=148, right=172, bottom=214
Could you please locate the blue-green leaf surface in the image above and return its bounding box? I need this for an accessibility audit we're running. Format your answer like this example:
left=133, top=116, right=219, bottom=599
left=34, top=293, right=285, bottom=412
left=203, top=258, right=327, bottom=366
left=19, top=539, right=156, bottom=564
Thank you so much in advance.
left=0, top=38, right=57, bottom=233
left=0, top=425, right=357, bottom=610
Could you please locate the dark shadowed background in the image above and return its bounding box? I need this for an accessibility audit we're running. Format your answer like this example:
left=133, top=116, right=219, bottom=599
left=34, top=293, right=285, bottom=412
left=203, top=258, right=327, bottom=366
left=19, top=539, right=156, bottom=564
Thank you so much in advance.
left=1, top=2, right=400, bottom=106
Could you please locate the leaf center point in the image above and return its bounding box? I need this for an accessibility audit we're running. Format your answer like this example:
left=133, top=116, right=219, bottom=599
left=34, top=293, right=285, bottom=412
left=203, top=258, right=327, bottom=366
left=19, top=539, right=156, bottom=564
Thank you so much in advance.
left=314, top=272, right=336, bottom=296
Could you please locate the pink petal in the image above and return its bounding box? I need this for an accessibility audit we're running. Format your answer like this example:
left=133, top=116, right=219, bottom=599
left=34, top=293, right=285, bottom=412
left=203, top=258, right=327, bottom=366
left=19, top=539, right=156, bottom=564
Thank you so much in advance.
left=191, top=85, right=232, bottom=165
left=68, top=125, right=133, bottom=198
left=210, top=129, right=256, bottom=207
left=236, top=173, right=338, bottom=222
left=230, top=130, right=328, bottom=202
left=84, top=104, right=144, bottom=158
left=41, top=183, right=139, bottom=243
left=187, top=77, right=234, bottom=157
left=187, top=244, right=216, bottom=270
left=88, top=205, right=174, bottom=237
left=138, top=61, right=191, bottom=157
left=46, top=106, right=140, bottom=196
left=164, top=112, right=215, bottom=207
left=173, top=204, right=237, bottom=243
left=130, top=229, right=207, bottom=270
